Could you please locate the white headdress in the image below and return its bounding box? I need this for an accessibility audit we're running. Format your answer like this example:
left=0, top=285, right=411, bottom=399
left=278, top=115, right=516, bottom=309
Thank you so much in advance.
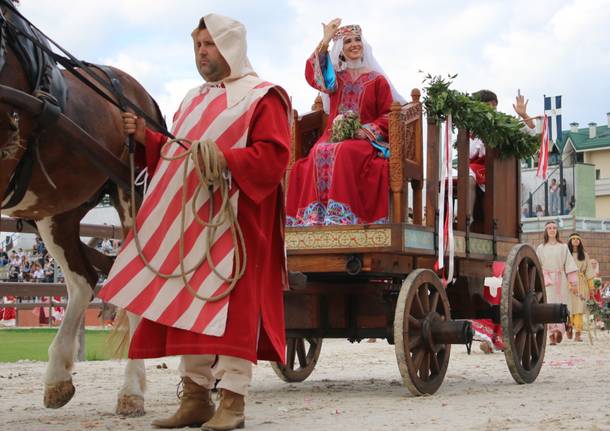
left=321, top=25, right=406, bottom=114
left=192, top=14, right=263, bottom=107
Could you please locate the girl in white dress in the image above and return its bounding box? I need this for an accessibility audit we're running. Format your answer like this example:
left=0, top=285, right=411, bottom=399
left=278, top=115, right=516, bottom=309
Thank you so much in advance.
left=536, top=221, right=578, bottom=345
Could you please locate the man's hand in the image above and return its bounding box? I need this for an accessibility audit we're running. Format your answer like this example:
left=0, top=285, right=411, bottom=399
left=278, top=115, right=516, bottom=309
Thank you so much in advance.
left=513, top=94, right=529, bottom=118
left=214, top=144, right=227, bottom=171
left=122, top=112, right=146, bottom=145
left=513, top=94, right=535, bottom=129
left=196, top=141, right=227, bottom=176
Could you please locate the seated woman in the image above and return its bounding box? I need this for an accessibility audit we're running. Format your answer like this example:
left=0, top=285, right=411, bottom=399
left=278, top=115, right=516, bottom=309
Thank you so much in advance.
left=286, top=18, right=405, bottom=226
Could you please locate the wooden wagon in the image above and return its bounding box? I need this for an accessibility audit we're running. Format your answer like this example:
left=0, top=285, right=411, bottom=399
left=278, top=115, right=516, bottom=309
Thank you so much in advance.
left=274, top=90, right=568, bottom=395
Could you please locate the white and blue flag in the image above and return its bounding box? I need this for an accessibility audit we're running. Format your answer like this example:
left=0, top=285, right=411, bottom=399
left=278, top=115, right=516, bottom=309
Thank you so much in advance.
left=544, top=95, right=562, bottom=144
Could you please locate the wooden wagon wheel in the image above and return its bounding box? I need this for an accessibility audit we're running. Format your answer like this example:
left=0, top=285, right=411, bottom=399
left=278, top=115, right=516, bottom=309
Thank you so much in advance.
left=501, top=243, right=547, bottom=384
left=271, top=337, right=322, bottom=382
left=394, top=269, right=452, bottom=396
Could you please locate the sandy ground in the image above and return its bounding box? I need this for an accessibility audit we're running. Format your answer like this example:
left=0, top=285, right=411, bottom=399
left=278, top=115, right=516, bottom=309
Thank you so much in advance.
left=1, top=332, right=610, bottom=431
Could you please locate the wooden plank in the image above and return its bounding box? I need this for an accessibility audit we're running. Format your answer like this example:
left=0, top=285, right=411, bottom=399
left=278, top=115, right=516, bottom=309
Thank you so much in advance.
left=483, top=147, right=496, bottom=234
left=426, top=119, right=439, bottom=228
left=284, top=294, right=319, bottom=329
left=9, top=302, right=103, bottom=309
left=287, top=253, right=414, bottom=275
left=0, top=282, right=69, bottom=297
left=287, top=255, right=348, bottom=273
left=1, top=217, right=123, bottom=239
left=403, top=160, right=423, bottom=181
left=456, top=259, right=493, bottom=278
left=493, top=156, right=519, bottom=238
left=456, top=129, right=470, bottom=231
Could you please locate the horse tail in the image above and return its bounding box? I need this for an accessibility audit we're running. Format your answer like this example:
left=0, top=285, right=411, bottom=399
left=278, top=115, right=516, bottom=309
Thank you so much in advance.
left=108, top=309, right=130, bottom=359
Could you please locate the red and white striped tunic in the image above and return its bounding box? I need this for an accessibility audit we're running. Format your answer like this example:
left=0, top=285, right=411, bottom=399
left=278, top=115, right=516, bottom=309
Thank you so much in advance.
left=98, top=81, right=275, bottom=336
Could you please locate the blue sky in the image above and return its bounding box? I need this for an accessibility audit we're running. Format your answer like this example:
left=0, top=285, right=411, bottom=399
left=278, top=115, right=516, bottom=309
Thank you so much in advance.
left=19, top=0, right=610, bottom=128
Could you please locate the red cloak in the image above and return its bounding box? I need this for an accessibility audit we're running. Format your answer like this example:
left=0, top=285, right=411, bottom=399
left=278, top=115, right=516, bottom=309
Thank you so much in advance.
left=128, top=90, right=290, bottom=364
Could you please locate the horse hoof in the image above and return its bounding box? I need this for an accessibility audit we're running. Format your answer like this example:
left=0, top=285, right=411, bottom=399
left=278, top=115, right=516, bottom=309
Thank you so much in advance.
left=116, top=394, right=146, bottom=417
left=44, top=381, right=76, bottom=408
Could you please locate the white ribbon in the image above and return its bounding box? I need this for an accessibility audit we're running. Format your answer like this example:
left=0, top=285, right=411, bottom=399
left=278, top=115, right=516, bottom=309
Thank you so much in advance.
left=436, top=116, right=455, bottom=283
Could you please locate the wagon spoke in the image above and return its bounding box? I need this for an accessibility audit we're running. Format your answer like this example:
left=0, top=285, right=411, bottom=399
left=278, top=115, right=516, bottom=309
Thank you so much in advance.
left=512, top=297, right=523, bottom=313
left=286, top=338, right=296, bottom=370
left=419, top=351, right=430, bottom=379
left=296, top=338, right=307, bottom=367
left=408, top=334, right=422, bottom=350
left=513, top=318, right=524, bottom=335
left=531, top=332, right=540, bottom=359
left=535, top=292, right=543, bottom=303
left=431, top=353, right=441, bottom=374
left=528, top=265, right=536, bottom=293
left=408, top=314, right=422, bottom=329
left=515, top=329, right=527, bottom=360
left=516, top=260, right=529, bottom=298
left=420, top=285, right=430, bottom=313
left=413, top=348, right=425, bottom=371
left=429, top=291, right=440, bottom=313
left=523, top=333, right=532, bottom=369
left=514, top=272, right=526, bottom=300
left=413, top=294, right=425, bottom=317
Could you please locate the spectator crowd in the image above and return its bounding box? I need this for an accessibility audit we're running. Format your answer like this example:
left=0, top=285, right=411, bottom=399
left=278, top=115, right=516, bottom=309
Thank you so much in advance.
left=0, top=236, right=119, bottom=327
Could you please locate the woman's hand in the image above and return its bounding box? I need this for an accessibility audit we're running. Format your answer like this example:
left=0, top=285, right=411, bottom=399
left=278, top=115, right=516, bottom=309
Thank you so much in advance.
left=122, top=112, right=146, bottom=145
left=322, top=18, right=341, bottom=44
left=354, top=128, right=367, bottom=140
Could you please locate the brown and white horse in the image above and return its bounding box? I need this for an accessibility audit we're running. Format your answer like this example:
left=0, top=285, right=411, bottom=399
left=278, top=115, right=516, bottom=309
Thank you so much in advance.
left=0, top=2, right=162, bottom=416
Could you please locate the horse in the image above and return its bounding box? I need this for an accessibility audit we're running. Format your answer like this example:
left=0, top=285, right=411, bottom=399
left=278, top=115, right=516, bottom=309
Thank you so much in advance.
left=0, top=1, right=163, bottom=416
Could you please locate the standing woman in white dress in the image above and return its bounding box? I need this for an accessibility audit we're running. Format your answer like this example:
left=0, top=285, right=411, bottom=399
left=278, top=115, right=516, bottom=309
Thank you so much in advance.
left=536, top=221, right=579, bottom=345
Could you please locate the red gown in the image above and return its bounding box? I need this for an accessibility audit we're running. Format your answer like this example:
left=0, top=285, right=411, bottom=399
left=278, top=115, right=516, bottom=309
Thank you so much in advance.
left=0, top=296, right=16, bottom=322
left=286, top=51, right=393, bottom=226
left=128, top=90, right=290, bottom=363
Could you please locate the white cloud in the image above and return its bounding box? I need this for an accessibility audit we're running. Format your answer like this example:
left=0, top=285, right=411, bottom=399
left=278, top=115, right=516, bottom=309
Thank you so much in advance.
left=12, top=0, right=610, bottom=126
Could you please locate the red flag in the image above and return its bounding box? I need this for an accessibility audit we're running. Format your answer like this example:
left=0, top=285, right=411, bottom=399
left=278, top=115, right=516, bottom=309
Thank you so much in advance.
left=536, top=114, right=549, bottom=179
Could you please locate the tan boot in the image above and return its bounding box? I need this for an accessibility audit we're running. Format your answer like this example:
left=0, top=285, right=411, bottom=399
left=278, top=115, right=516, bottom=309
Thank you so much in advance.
left=201, top=389, right=245, bottom=430
left=152, top=377, right=215, bottom=428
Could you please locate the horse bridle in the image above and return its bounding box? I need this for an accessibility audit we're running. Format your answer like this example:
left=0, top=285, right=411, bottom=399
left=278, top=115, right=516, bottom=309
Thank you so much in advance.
left=0, top=0, right=172, bottom=136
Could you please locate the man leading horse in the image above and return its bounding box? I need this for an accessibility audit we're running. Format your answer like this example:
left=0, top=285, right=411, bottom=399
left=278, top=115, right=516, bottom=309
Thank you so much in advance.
left=98, top=13, right=291, bottom=431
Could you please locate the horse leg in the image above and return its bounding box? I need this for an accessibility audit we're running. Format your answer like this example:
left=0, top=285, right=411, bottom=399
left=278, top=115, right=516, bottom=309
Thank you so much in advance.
left=114, top=187, right=146, bottom=417
left=115, top=312, right=146, bottom=417
left=37, top=214, right=97, bottom=409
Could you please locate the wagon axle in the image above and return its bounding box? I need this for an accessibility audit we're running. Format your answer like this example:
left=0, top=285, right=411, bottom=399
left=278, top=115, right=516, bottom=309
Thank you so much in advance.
left=519, top=291, right=569, bottom=328
left=421, top=314, right=473, bottom=352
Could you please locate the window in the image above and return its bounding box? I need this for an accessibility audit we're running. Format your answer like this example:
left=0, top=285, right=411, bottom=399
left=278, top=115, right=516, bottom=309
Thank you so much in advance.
left=596, top=169, right=601, bottom=180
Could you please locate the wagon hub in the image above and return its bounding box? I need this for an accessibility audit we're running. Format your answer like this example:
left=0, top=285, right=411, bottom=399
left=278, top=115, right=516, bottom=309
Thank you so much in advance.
left=421, top=312, right=474, bottom=354
left=520, top=291, right=568, bottom=331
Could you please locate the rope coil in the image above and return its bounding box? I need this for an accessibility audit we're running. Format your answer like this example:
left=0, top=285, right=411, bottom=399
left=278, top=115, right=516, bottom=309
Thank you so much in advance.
left=128, top=138, right=246, bottom=302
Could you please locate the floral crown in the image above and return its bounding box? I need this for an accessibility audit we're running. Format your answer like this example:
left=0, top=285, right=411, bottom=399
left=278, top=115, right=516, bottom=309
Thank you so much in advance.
left=332, top=24, right=362, bottom=41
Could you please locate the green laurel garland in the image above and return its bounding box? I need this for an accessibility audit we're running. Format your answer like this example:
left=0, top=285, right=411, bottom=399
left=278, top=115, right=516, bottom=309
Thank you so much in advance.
left=422, top=74, right=540, bottom=160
